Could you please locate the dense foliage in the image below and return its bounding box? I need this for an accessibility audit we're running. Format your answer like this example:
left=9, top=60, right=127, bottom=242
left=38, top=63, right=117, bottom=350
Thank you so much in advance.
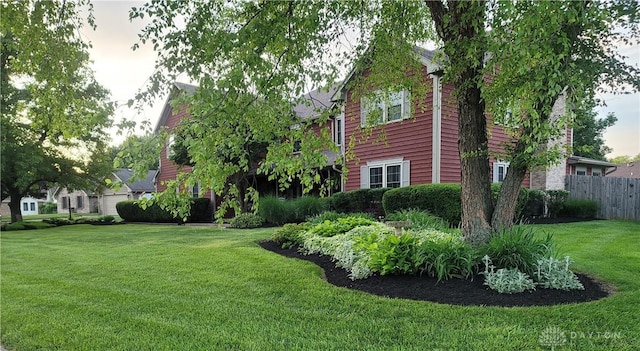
left=116, top=198, right=212, bottom=223
left=127, top=0, right=639, bottom=243
left=1, top=1, right=114, bottom=223
left=329, top=188, right=390, bottom=217
left=258, top=196, right=327, bottom=225
left=229, top=213, right=264, bottom=229
left=558, top=199, right=599, bottom=219
left=382, top=184, right=463, bottom=226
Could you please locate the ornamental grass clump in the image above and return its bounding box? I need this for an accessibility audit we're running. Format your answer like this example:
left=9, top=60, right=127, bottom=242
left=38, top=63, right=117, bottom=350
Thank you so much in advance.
left=480, top=226, right=555, bottom=276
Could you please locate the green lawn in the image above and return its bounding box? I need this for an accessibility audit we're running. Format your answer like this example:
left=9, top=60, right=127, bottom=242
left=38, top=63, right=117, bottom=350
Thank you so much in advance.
left=1, top=221, right=638, bottom=350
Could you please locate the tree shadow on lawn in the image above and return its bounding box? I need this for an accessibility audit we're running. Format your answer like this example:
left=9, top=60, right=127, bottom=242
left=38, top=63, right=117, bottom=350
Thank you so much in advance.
left=259, top=240, right=611, bottom=307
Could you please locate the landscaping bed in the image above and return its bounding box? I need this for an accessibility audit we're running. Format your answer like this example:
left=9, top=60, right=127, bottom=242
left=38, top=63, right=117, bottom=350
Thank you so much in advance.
left=259, top=239, right=610, bottom=307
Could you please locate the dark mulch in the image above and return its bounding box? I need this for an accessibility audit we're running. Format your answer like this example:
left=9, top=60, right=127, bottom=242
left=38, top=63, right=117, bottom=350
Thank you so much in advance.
left=259, top=240, right=612, bottom=307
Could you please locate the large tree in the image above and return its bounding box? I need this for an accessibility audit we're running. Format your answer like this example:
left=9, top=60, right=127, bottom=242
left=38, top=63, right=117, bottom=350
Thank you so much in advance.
left=130, top=0, right=639, bottom=243
left=1, top=1, right=114, bottom=222
left=572, top=94, right=618, bottom=161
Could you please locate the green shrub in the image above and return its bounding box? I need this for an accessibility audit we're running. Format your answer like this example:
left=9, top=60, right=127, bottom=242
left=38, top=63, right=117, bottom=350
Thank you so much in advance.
left=558, top=199, right=598, bottom=218
left=522, top=190, right=547, bottom=218
left=479, top=226, right=555, bottom=276
left=116, top=200, right=175, bottom=223
left=329, top=188, right=390, bottom=216
left=385, top=209, right=450, bottom=231
left=39, top=202, right=57, bottom=214
left=293, top=196, right=328, bottom=222
left=490, top=184, right=529, bottom=221
left=1, top=221, right=56, bottom=231
left=382, top=184, right=462, bottom=227
left=307, top=211, right=372, bottom=225
left=271, top=223, right=311, bottom=248
left=229, top=213, right=264, bottom=229
left=368, top=233, right=420, bottom=275
left=415, top=236, right=477, bottom=281
left=42, top=218, right=73, bottom=226
left=546, top=190, right=569, bottom=218
left=258, top=196, right=293, bottom=225
left=189, top=198, right=214, bottom=222
left=116, top=198, right=212, bottom=223
left=309, top=216, right=376, bottom=237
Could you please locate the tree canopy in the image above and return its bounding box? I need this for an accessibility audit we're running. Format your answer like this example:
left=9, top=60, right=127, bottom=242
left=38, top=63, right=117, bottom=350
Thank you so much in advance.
left=572, top=94, right=618, bottom=161
left=1, top=0, right=114, bottom=222
left=130, top=0, right=639, bottom=242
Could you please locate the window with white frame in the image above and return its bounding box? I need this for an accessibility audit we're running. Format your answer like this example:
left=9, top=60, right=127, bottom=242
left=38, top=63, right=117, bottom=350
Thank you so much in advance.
left=30, top=202, right=36, bottom=211
left=191, top=182, right=200, bottom=198
left=576, top=166, right=586, bottom=176
left=493, top=161, right=510, bottom=183
left=23, top=202, right=29, bottom=211
left=360, top=90, right=410, bottom=126
left=361, top=159, right=410, bottom=189
left=591, top=168, right=602, bottom=177
left=335, top=116, right=343, bottom=146
left=166, top=134, right=175, bottom=159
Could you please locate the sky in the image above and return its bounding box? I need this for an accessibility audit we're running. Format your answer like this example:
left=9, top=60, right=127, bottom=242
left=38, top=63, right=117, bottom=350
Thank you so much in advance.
left=83, top=1, right=640, bottom=159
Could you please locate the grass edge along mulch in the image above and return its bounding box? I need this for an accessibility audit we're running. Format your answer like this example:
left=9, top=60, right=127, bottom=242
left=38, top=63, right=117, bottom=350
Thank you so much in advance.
left=258, top=240, right=611, bottom=307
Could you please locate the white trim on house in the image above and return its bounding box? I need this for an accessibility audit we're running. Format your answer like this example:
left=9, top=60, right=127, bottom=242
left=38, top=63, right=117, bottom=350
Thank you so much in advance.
left=360, top=90, right=411, bottom=127
left=493, top=160, right=510, bottom=183
left=361, top=158, right=410, bottom=189
left=431, top=74, right=442, bottom=184
left=576, top=166, right=587, bottom=176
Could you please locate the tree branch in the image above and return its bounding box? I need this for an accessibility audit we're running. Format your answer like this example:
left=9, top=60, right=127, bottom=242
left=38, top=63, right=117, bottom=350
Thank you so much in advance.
left=424, top=0, right=448, bottom=41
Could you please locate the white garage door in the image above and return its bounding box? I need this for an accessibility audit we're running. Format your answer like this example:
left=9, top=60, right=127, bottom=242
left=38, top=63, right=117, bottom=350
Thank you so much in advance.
left=103, top=195, right=129, bottom=216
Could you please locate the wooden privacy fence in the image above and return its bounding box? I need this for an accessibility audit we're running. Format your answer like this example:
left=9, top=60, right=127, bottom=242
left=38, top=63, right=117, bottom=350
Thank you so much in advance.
left=565, top=175, right=640, bottom=221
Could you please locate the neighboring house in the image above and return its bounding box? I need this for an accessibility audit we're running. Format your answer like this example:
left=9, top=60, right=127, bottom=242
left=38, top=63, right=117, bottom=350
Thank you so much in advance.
left=607, top=162, right=640, bottom=178
left=566, top=156, right=618, bottom=177
left=54, top=188, right=99, bottom=214
left=100, top=169, right=157, bottom=216
left=20, top=196, right=40, bottom=216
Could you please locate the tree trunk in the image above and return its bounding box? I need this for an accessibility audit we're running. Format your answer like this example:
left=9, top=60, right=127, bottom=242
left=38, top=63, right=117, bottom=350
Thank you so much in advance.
left=457, top=77, right=494, bottom=245
left=8, top=189, right=23, bottom=223
left=491, top=162, right=528, bottom=229
left=439, top=1, right=493, bottom=245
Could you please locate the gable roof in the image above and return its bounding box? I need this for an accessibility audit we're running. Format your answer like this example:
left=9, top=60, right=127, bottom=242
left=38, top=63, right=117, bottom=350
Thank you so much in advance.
left=153, top=82, right=198, bottom=134
left=607, top=162, right=640, bottom=178
left=568, top=156, right=618, bottom=168
left=331, top=46, right=437, bottom=102
left=114, top=169, right=157, bottom=193
left=293, top=85, right=340, bottom=120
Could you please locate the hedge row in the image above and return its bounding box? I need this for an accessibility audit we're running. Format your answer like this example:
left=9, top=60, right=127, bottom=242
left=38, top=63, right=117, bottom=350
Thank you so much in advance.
left=258, top=196, right=328, bottom=225
left=381, top=183, right=531, bottom=227
left=382, top=184, right=463, bottom=226
left=116, top=198, right=213, bottom=223
left=328, top=188, right=390, bottom=217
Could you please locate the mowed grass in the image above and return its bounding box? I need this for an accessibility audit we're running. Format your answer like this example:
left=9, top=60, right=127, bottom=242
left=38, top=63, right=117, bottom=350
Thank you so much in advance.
left=1, top=221, right=639, bottom=350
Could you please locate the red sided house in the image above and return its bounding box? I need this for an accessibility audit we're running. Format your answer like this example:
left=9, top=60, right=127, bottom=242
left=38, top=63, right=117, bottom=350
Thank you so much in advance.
left=153, top=83, right=342, bottom=212
left=332, top=48, right=566, bottom=192
left=154, top=49, right=614, bottom=210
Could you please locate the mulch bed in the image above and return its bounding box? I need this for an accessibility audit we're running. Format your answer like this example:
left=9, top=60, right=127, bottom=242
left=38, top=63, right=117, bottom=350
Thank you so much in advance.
left=258, top=240, right=612, bottom=307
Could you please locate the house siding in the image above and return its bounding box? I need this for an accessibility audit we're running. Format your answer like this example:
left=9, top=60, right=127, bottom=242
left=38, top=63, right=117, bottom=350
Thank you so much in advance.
left=344, top=70, right=531, bottom=191
left=344, top=69, right=434, bottom=191
left=156, top=104, right=214, bottom=200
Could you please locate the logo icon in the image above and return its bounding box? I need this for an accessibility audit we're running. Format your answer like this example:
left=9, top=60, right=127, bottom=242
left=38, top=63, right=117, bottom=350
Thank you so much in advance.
left=539, top=326, right=567, bottom=350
